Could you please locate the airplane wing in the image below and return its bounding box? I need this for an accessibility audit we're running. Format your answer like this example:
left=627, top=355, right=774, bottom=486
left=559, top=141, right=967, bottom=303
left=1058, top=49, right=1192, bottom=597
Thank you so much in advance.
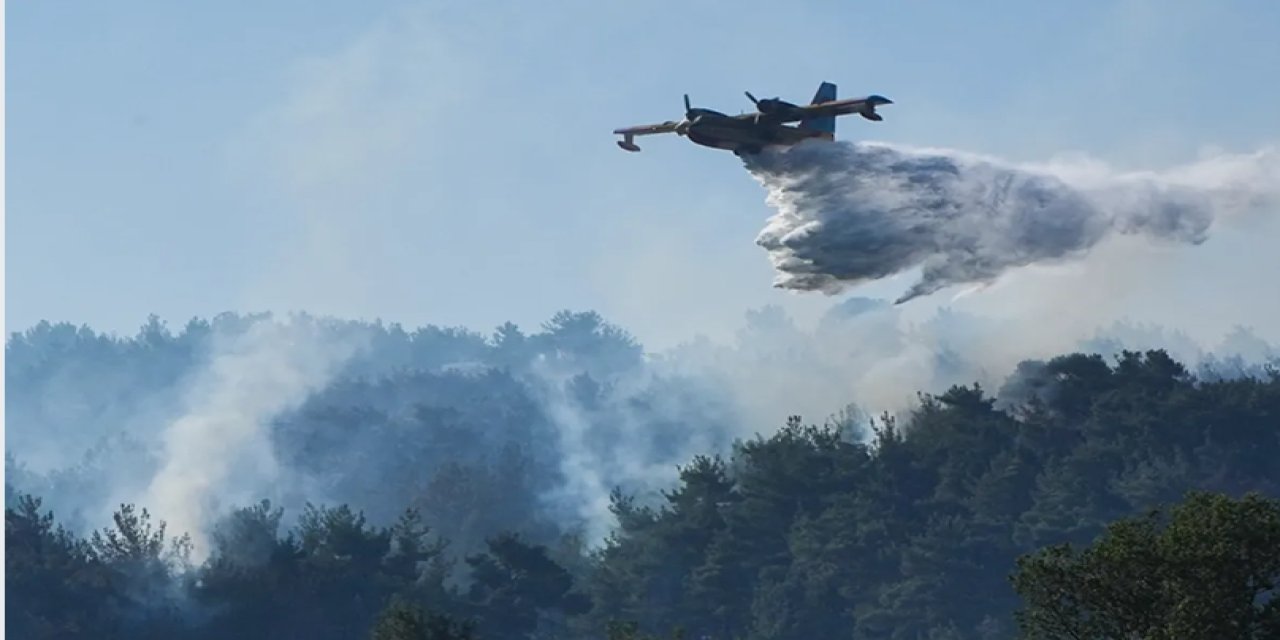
left=741, top=96, right=894, bottom=125
left=790, top=95, right=893, bottom=121
left=613, top=121, right=680, bottom=136
left=613, top=121, right=681, bottom=152
left=793, top=98, right=870, bottom=117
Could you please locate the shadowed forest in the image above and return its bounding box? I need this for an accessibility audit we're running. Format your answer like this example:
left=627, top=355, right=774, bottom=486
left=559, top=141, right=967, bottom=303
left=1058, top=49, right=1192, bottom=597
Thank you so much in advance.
left=7, top=310, right=1280, bottom=639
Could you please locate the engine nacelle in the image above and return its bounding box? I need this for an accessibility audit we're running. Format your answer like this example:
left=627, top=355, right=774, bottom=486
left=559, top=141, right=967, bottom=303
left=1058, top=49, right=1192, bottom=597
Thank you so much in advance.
left=759, top=98, right=800, bottom=116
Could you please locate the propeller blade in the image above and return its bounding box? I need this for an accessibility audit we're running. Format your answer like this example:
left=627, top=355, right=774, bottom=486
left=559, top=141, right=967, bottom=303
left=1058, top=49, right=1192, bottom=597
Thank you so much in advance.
left=683, top=94, right=691, bottom=112
left=745, top=91, right=758, bottom=105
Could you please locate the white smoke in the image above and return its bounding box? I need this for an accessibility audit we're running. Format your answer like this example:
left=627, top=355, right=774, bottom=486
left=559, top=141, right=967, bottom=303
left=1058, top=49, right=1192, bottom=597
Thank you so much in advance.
left=747, top=141, right=1280, bottom=304
left=524, top=353, right=728, bottom=547
left=137, top=315, right=363, bottom=561
left=526, top=364, right=618, bottom=544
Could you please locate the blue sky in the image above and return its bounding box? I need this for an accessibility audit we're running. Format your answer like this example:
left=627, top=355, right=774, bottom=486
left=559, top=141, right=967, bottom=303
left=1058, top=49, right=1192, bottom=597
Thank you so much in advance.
left=9, top=0, right=1280, bottom=348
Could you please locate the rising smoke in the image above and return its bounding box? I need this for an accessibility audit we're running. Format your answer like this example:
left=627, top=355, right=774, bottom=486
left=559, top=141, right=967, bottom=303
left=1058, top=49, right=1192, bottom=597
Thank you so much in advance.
left=138, top=316, right=365, bottom=561
left=746, top=141, right=1280, bottom=303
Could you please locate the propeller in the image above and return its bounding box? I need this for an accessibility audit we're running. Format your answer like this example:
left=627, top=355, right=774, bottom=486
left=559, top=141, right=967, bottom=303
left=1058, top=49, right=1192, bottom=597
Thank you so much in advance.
left=676, top=93, right=696, bottom=135
left=744, top=91, right=763, bottom=123
left=744, top=91, right=790, bottom=123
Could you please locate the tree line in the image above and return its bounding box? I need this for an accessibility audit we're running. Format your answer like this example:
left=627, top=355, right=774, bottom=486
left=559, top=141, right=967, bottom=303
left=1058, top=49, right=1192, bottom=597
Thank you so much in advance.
left=7, top=313, right=1280, bottom=638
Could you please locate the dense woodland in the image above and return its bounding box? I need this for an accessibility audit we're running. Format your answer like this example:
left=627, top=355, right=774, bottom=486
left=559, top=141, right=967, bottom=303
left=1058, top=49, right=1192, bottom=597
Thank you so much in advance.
left=6, top=309, right=1280, bottom=639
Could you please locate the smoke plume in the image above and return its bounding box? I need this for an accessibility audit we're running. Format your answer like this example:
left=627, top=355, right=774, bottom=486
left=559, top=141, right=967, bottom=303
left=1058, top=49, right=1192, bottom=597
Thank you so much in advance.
left=138, top=316, right=363, bottom=561
left=746, top=141, right=1280, bottom=303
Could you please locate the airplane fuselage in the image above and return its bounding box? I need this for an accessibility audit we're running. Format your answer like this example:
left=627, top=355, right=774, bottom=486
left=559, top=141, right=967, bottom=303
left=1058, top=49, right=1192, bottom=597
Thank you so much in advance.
left=612, top=82, right=891, bottom=156
left=678, top=110, right=830, bottom=156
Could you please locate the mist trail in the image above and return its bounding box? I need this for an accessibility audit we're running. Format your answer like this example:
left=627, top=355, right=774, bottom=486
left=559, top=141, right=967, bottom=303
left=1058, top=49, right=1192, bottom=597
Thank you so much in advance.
left=138, top=316, right=363, bottom=561
left=744, top=141, right=1280, bottom=303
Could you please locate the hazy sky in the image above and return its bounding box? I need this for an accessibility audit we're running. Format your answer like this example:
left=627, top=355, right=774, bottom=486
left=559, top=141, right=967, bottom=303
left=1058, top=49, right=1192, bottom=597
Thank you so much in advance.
left=9, top=0, right=1280, bottom=348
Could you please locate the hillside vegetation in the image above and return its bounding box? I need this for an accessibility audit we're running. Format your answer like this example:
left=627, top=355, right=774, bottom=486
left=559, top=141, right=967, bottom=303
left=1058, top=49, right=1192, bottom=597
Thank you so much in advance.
left=7, top=312, right=1279, bottom=639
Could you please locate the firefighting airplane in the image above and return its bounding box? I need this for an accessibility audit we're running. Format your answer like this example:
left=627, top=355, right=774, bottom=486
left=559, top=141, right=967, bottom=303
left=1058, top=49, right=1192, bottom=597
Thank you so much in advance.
left=613, top=81, right=892, bottom=156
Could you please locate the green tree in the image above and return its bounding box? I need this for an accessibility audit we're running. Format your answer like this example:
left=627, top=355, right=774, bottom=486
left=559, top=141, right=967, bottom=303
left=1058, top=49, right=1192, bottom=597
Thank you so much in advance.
left=1011, top=491, right=1280, bottom=639
left=465, top=533, right=592, bottom=640
left=369, top=599, right=475, bottom=640
left=5, top=494, right=117, bottom=639
left=89, top=503, right=193, bottom=636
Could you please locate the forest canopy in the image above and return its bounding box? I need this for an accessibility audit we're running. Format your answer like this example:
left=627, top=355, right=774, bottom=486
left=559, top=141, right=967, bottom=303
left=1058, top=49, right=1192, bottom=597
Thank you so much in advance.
left=6, top=310, right=1280, bottom=639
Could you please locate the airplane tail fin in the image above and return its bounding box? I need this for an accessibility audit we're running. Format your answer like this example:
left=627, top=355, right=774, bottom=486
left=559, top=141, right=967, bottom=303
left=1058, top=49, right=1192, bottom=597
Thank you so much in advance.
left=797, top=81, right=837, bottom=139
